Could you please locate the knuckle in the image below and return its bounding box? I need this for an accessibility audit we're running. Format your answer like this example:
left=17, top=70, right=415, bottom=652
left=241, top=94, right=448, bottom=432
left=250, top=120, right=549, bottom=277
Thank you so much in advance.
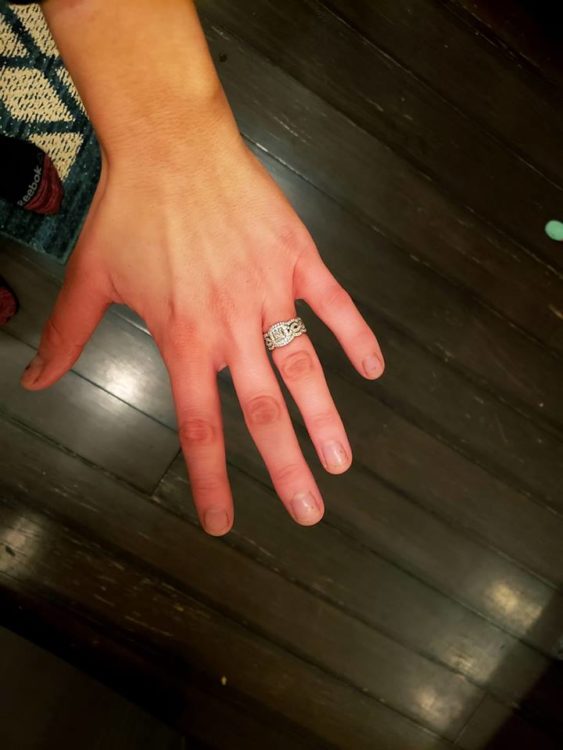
left=164, top=318, right=200, bottom=356
left=172, top=313, right=197, bottom=337
left=322, top=282, right=352, bottom=311
left=43, top=317, right=64, bottom=347
left=271, top=461, right=303, bottom=486
left=190, top=472, right=225, bottom=495
left=211, top=283, right=239, bottom=324
left=43, top=316, right=79, bottom=351
left=280, top=350, right=315, bottom=381
left=277, top=221, right=315, bottom=262
left=179, top=417, right=216, bottom=446
left=246, top=394, right=282, bottom=426
left=309, top=410, right=337, bottom=431
left=164, top=327, right=187, bottom=354
left=277, top=222, right=302, bottom=251
left=163, top=296, right=198, bottom=335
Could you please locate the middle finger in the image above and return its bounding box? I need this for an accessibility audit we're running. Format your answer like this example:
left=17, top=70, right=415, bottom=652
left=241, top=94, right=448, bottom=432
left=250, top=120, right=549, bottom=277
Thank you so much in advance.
left=267, top=311, right=353, bottom=475
left=227, top=316, right=324, bottom=527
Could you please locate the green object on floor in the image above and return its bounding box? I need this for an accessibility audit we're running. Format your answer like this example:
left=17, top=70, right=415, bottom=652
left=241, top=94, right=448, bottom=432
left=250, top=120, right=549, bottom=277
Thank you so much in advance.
left=545, top=220, right=563, bottom=241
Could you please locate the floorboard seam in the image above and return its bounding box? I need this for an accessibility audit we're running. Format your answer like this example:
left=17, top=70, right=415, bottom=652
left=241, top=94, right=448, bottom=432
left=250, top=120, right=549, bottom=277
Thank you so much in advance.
left=318, top=0, right=563, bottom=191
left=242, top=132, right=563, bottom=371
left=443, top=0, right=563, bottom=99
left=0, top=493, right=460, bottom=746
left=1, top=377, right=560, bottom=600
left=203, top=10, right=563, bottom=281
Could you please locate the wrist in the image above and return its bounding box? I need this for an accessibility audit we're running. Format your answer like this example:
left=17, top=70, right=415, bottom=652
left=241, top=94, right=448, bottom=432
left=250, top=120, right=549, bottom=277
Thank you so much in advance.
left=40, top=0, right=240, bottom=166
left=98, top=80, right=244, bottom=170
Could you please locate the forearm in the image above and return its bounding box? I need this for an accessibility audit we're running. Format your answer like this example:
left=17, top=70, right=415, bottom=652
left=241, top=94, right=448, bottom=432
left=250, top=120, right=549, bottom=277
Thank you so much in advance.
left=40, top=0, right=243, bottom=166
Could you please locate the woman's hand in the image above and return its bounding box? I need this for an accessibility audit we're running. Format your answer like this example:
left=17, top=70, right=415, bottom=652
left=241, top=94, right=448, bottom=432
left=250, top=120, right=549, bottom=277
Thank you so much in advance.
left=19, top=107, right=384, bottom=535
left=21, top=0, right=384, bottom=535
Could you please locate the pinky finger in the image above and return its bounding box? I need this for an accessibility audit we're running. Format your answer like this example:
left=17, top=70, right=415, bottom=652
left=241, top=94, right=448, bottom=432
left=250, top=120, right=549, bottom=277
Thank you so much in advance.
left=294, top=252, right=385, bottom=380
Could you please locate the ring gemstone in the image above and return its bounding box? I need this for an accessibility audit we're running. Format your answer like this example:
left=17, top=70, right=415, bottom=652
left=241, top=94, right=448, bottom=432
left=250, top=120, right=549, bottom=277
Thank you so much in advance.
left=264, top=317, right=307, bottom=351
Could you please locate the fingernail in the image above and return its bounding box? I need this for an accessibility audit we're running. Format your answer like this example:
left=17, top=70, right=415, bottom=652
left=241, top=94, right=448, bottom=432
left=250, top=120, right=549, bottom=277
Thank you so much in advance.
left=322, top=440, right=348, bottom=469
left=291, top=491, right=322, bottom=525
left=203, top=508, right=230, bottom=536
left=21, top=354, right=44, bottom=386
left=363, top=354, right=382, bottom=378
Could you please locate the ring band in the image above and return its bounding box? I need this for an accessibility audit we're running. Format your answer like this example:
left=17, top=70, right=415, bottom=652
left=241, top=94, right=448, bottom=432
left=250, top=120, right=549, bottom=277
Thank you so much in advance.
left=263, top=317, right=307, bottom=351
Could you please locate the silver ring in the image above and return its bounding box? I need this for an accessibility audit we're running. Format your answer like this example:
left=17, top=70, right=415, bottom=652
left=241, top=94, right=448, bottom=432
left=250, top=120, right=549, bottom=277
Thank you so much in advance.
left=263, top=317, right=307, bottom=351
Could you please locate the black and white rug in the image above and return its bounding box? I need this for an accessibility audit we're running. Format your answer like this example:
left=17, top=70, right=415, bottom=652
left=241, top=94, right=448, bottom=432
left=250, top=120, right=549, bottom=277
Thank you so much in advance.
left=0, top=1, right=100, bottom=263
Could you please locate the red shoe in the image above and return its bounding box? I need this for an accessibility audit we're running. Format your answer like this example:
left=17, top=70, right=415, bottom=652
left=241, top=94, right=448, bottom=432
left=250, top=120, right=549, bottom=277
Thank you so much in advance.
left=0, top=275, right=19, bottom=326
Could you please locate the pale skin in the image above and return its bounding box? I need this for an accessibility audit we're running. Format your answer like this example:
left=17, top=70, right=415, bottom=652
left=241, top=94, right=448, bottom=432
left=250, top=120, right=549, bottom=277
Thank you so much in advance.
left=20, top=0, right=385, bottom=535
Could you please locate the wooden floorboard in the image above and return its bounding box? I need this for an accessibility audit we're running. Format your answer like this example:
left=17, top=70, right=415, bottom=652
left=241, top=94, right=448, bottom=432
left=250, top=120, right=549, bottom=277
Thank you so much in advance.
left=199, top=388, right=563, bottom=651
left=0, top=589, right=326, bottom=750
left=0, top=627, right=184, bottom=750
left=0, top=414, right=482, bottom=740
left=322, top=0, right=563, bottom=189
left=454, top=694, right=561, bottom=750
left=2, top=409, right=560, bottom=747
left=0, top=332, right=178, bottom=492
left=5, top=156, right=563, bottom=520
left=200, top=3, right=563, bottom=350
left=255, top=155, right=563, bottom=512
left=1, top=1, right=563, bottom=747
left=155, top=459, right=563, bottom=731
left=0, top=491, right=453, bottom=750
left=1, top=405, right=561, bottom=745
left=446, top=0, right=563, bottom=92
left=198, top=22, right=563, bottom=426
left=0, top=246, right=175, bottom=428
left=3, top=239, right=562, bottom=595
left=0, top=363, right=559, bottom=659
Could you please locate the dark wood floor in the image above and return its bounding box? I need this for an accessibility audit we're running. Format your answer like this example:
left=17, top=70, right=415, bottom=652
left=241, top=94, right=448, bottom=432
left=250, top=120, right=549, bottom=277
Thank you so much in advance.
left=1, top=1, right=563, bottom=747
left=0, top=626, right=186, bottom=750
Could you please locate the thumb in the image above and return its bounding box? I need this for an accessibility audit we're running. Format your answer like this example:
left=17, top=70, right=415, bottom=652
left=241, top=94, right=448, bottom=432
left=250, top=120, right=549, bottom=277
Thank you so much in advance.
left=20, top=257, right=112, bottom=391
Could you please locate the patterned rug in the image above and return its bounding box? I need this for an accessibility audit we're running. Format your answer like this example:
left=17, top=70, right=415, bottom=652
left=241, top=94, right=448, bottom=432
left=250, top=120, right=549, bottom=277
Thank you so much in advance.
left=0, top=1, right=100, bottom=264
